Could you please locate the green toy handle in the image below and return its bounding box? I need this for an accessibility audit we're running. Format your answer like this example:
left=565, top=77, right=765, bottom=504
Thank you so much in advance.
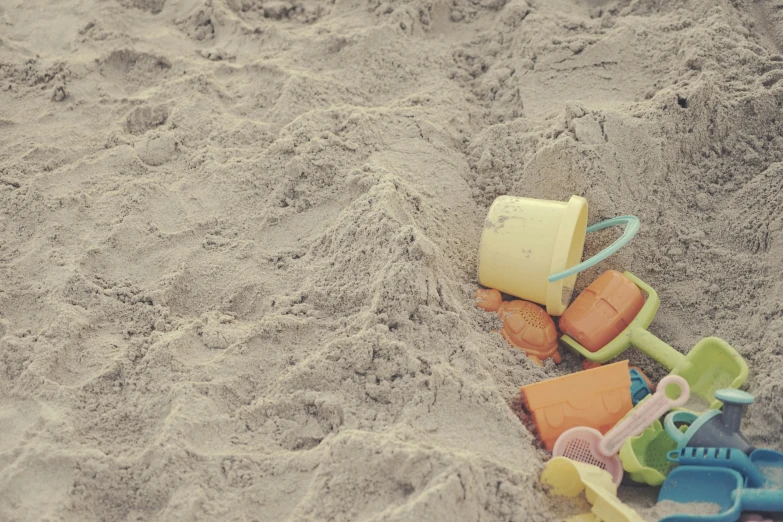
left=663, top=411, right=698, bottom=445
left=548, top=215, right=640, bottom=282
left=629, top=327, right=686, bottom=371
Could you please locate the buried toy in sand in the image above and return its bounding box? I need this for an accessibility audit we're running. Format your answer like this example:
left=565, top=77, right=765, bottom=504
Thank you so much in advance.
left=551, top=375, right=690, bottom=486
left=655, top=392, right=783, bottom=521
left=476, top=288, right=560, bottom=365
left=475, top=194, right=639, bottom=365
left=560, top=270, right=749, bottom=413
left=476, top=195, right=639, bottom=316
left=541, top=456, right=644, bottom=522
left=473, top=195, right=769, bottom=519
left=512, top=270, right=754, bottom=491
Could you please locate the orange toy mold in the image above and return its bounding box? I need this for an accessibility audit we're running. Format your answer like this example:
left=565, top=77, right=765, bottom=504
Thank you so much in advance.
left=476, top=288, right=503, bottom=313
left=476, top=288, right=560, bottom=365
left=559, top=270, right=645, bottom=353
left=520, top=360, right=633, bottom=450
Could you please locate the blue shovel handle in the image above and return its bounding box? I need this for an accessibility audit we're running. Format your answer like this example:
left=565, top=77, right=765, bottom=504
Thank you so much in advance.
left=667, top=447, right=768, bottom=488
left=548, top=215, right=640, bottom=283
left=741, top=488, right=783, bottom=513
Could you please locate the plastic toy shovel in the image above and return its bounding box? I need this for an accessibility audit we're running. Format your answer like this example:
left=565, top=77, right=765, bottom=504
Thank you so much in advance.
left=658, top=467, right=783, bottom=522
left=561, top=272, right=748, bottom=412
left=668, top=447, right=783, bottom=489
left=540, top=457, right=644, bottom=522
left=552, top=375, right=689, bottom=486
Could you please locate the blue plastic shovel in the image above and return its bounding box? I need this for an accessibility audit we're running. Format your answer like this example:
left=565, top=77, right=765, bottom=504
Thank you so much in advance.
left=658, top=467, right=783, bottom=522
left=667, top=448, right=767, bottom=488
left=667, top=447, right=783, bottom=489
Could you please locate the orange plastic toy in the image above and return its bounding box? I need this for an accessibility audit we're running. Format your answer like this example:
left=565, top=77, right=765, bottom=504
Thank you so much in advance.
left=476, top=288, right=561, bottom=365
left=582, top=360, right=602, bottom=370
left=559, top=270, right=645, bottom=353
left=520, top=361, right=633, bottom=450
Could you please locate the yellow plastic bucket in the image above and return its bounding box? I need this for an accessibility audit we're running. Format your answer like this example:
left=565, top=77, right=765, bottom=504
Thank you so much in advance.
left=477, top=195, right=639, bottom=316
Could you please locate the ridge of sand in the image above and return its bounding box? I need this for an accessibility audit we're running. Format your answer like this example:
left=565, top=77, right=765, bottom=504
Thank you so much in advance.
left=2, top=0, right=783, bottom=520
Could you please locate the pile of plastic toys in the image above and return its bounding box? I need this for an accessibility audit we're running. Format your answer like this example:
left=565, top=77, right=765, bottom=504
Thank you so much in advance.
left=475, top=195, right=780, bottom=522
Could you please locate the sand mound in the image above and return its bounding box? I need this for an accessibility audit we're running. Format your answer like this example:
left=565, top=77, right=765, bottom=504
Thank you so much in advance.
left=2, top=0, right=783, bottom=520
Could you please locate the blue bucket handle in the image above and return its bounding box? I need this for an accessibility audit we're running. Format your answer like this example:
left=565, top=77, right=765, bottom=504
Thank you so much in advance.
left=548, top=215, right=640, bottom=283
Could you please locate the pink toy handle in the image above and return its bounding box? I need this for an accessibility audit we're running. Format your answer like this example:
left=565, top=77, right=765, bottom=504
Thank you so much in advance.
left=598, top=375, right=690, bottom=456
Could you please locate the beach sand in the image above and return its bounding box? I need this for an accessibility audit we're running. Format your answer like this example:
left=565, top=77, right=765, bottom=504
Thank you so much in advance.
left=2, top=0, right=783, bottom=520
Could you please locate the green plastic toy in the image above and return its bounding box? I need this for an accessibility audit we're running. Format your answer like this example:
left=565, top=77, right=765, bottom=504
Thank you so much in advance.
left=561, top=272, right=749, bottom=413
left=619, top=419, right=687, bottom=486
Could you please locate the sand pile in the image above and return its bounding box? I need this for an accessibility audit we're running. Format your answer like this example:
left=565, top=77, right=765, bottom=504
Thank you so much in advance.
left=2, top=0, right=783, bottom=520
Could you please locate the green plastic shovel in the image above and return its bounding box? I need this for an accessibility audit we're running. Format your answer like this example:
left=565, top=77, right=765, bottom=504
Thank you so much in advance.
left=561, top=272, right=748, bottom=412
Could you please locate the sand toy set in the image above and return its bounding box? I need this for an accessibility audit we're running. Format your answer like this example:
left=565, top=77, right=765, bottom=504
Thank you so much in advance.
left=475, top=195, right=779, bottom=521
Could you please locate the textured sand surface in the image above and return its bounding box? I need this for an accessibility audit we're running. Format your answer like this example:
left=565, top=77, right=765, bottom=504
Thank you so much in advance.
left=2, top=0, right=783, bottom=520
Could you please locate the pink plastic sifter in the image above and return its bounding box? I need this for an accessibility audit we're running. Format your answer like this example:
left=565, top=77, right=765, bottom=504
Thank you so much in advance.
left=551, top=374, right=689, bottom=486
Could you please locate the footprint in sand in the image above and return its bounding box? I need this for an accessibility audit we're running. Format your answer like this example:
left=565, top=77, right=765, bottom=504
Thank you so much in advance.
left=135, top=132, right=179, bottom=166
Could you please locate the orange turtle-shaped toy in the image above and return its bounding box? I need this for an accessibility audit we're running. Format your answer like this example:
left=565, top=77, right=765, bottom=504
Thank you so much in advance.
left=476, top=288, right=561, bottom=365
